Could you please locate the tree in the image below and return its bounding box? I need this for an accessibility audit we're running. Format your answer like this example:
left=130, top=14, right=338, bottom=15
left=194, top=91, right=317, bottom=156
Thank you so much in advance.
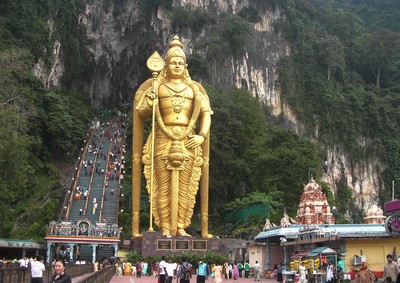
left=207, top=86, right=267, bottom=208
left=221, top=16, right=250, bottom=58
left=363, top=29, right=400, bottom=88
left=317, top=35, right=345, bottom=80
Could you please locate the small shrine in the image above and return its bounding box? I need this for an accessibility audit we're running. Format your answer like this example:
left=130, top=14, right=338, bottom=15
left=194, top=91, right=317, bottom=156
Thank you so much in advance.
left=363, top=204, right=386, bottom=224
left=296, top=176, right=334, bottom=225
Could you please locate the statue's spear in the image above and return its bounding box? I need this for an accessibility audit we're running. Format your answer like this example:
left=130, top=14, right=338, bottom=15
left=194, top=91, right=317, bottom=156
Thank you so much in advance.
left=145, top=51, right=164, bottom=232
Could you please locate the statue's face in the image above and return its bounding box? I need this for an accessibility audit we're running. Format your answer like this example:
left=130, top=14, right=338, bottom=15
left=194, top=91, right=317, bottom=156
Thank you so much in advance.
left=167, top=56, right=186, bottom=79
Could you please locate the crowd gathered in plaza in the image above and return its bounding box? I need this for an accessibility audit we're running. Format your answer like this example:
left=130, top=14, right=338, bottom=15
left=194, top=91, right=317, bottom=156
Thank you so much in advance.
left=112, top=256, right=261, bottom=283
left=107, top=253, right=400, bottom=283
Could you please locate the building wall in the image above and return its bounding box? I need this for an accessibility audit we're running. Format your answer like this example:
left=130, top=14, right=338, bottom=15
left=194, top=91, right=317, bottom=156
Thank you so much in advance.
left=345, top=238, right=400, bottom=272
left=249, top=245, right=266, bottom=271
left=270, top=245, right=284, bottom=269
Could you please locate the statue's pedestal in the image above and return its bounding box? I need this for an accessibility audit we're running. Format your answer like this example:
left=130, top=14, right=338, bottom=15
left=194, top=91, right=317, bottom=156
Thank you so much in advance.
left=131, top=232, right=222, bottom=257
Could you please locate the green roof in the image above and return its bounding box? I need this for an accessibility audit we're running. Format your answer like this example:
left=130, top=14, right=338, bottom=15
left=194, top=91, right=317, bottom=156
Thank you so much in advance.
left=306, top=247, right=337, bottom=257
left=0, top=238, right=45, bottom=249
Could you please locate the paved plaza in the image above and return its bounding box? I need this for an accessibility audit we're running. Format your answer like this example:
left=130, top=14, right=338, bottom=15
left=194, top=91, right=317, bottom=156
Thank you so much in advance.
left=109, top=275, right=273, bottom=283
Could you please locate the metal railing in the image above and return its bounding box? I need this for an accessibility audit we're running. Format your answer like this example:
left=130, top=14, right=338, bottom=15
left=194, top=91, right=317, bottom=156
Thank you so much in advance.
left=0, top=264, right=93, bottom=283
left=75, top=266, right=115, bottom=283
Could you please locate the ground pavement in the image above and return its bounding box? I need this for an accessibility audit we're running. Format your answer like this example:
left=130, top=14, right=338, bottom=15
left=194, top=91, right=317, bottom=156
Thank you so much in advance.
left=109, top=275, right=274, bottom=283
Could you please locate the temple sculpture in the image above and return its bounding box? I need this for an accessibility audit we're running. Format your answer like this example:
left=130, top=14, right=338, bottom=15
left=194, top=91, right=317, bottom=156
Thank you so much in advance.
left=296, top=176, right=335, bottom=225
left=363, top=204, right=386, bottom=224
left=132, top=36, right=213, bottom=238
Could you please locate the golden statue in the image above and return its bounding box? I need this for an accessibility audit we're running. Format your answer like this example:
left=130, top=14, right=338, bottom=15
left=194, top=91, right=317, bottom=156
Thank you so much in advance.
left=132, top=36, right=213, bottom=238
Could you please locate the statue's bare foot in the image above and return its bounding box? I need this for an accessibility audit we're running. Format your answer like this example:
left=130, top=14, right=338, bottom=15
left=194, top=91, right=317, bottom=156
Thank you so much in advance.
left=177, top=228, right=191, bottom=236
left=202, top=233, right=213, bottom=239
left=163, top=229, right=171, bottom=236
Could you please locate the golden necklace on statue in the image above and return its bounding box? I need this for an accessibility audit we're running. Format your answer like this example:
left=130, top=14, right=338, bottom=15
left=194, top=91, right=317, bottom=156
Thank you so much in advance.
left=165, top=83, right=189, bottom=114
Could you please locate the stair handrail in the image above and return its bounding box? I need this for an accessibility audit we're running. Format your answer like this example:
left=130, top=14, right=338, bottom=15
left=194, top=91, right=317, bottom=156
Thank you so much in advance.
left=64, top=130, right=93, bottom=221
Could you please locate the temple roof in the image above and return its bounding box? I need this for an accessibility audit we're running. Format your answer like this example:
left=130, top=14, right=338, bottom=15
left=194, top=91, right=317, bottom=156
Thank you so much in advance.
left=254, top=224, right=389, bottom=241
left=0, top=238, right=46, bottom=249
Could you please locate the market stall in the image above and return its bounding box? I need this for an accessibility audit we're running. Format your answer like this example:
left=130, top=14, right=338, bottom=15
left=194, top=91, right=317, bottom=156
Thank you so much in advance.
left=305, top=247, right=338, bottom=283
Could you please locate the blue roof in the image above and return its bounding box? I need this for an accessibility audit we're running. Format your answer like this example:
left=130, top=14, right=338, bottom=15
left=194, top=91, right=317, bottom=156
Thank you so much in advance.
left=254, top=224, right=389, bottom=241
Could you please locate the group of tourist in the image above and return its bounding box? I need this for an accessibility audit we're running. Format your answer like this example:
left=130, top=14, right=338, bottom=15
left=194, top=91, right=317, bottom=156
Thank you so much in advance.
left=115, top=258, right=163, bottom=277
left=112, top=256, right=264, bottom=283
left=326, top=254, right=400, bottom=283
left=281, top=253, right=400, bottom=283
left=11, top=255, right=72, bottom=283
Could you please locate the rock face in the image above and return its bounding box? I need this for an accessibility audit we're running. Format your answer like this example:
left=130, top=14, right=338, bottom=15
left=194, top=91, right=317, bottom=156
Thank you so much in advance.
left=37, top=0, right=384, bottom=215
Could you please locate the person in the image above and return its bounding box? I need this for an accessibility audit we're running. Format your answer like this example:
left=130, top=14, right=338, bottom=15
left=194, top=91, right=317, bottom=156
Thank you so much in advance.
left=355, top=261, right=375, bottom=283
left=232, top=263, right=239, bottom=280
left=385, top=254, right=399, bottom=283
left=18, top=256, right=28, bottom=281
left=224, top=262, right=230, bottom=279
left=142, top=261, right=148, bottom=276
left=299, top=262, right=307, bottom=283
left=254, top=261, right=261, bottom=281
left=244, top=261, right=250, bottom=278
left=159, top=256, right=167, bottom=283
left=165, top=258, right=176, bottom=283
left=124, top=261, right=132, bottom=276
left=50, top=259, right=72, bottom=283
left=213, top=263, right=223, bottom=283
left=177, top=257, right=192, bottom=283
left=237, top=261, right=243, bottom=278
left=277, top=263, right=283, bottom=283
left=137, top=261, right=142, bottom=278
left=115, top=261, right=123, bottom=276
left=131, top=264, right=137, bottom=277
left=19, top=255, right=28, bottom=268
left=30, top=255, right=45, bottom=283
left=197, top=259, right=208, bottom=283
left=326, top=261, right=335, bottom=283
left=132, top=35, right=212, bottom=238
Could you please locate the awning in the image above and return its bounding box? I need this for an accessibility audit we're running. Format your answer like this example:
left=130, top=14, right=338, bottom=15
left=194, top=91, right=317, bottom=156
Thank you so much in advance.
left=306, top=247, right=337, bottom=257
left=291, top=252, right=310, bottom=259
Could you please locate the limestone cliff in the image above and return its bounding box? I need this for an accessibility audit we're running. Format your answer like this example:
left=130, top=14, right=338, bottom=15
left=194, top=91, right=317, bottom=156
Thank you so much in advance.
left=37, top=0, right=385, bottom=215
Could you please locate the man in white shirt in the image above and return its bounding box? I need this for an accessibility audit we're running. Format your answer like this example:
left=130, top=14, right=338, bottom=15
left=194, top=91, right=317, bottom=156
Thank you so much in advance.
left=254, top=261, right=261, bottom=281
left=159, top=256, right=167, bottom=283
left=18, top=256, right=28, bottom=280
left=165, top=258, right=177, bottom=283
left=18, top=256, right=28, bottom=268
left=30, top=255, right=45, bottom=283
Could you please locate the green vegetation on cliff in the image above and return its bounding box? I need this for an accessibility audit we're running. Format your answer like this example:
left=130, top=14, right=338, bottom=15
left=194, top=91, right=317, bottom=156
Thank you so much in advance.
left=0, top=0, right=93, bottom=239
left=273, top=0, right=400, bottom=205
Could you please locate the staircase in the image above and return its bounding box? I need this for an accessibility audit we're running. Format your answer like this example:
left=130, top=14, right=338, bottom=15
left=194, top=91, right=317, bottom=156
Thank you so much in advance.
left=96, top=245, right=115, bottom=262
left=77, top=245, right=93, bottom=263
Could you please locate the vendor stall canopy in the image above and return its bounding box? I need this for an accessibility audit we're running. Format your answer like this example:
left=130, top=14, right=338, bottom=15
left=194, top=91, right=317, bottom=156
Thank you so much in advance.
left=306, top=247, right=337, bottom=257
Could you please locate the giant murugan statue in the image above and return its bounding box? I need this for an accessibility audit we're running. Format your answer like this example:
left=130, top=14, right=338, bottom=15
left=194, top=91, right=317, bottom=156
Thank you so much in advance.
left=132, top=36, right=212, bottom=238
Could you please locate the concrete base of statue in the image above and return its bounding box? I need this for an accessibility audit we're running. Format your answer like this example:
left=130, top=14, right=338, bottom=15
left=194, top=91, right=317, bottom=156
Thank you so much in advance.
left=130, top=231, right=222, bottom=257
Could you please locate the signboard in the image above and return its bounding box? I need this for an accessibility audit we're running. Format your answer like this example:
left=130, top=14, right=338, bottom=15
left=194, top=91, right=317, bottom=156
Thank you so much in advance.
left=157, top=239, right=172, bottom=250
left=385, top=214, right=400, bottom=237
left=384, top=200, right=400, bottom=213
left=175, top=240, right=189, bottom=250
left=192, top=240, right=207, bottom=250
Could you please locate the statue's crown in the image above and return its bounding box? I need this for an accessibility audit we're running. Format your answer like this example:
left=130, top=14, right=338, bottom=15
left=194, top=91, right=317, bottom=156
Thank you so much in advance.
left=165, top=35, right=186, bottom=62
